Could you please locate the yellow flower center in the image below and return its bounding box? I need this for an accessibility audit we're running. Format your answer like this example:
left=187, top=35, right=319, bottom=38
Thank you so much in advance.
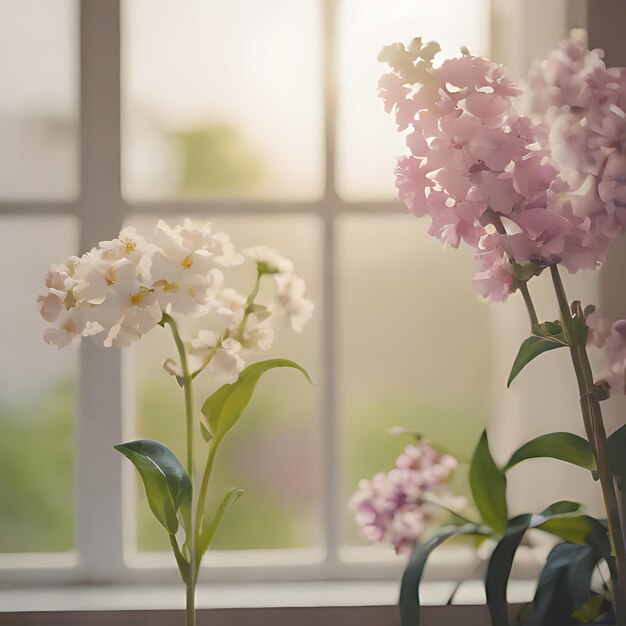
left=154, top=279, right=178, bottom=293
left=130, top=291, right=146, bottom=306
left=124, top=240, right=136, bottom=254
left=182, top=254, right=193, bottom=269
left=62, top=319, right=78, bottom=334
left=105, top=267, right=117, bottom=286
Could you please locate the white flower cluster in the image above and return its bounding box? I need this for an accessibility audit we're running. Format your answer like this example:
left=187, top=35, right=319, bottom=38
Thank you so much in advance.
left=37, top=220, right=313, bottom=383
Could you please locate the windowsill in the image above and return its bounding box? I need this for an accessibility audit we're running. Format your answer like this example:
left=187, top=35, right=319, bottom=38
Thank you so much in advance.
left=0, top=579, right=536, bottom=613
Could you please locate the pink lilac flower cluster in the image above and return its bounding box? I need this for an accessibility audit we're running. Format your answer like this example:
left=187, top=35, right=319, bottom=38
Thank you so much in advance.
left=528, top=30, right=626, bottom=260
left=349, top=439, right=462, bottom=554
left=586, top=309, right=626, bottom=395
left=380, top=34, right=626, bottom=302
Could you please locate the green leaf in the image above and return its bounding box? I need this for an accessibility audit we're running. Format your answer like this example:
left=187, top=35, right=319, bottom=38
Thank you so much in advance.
left=533, top=319, right=567, bottom=341
left=201, top=358, right=312, bottom=442
left=508, top=335, right=566, bottom=387
left=504, top=433, right=596, bottom=473
left=532, top=543, right=599, bottom=626
left=197, top=488, right=244, bottom=558
left=571, top=594, right=607, bottom=623
left=114, top=439, right=192, bottom=535
left=537, top=515, right=616, bottom=582
left=400, top=524, right=485, bottom=626
left=485, top=502, right=585, bottom=626
left=537, top=516, right=592, bottom=544
left=570, top=301, right=589, bottom=347
left=485, top=514, right=532, bottom=626
left=607, top=424, right=626, bottom=483
left=199, top=421, right=212, bottom=443
left=469, top=431, right=507, bottom=534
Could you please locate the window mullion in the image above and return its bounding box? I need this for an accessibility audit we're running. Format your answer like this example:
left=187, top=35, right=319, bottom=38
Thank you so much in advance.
left=76, top=0, right=126, bottom=582
left=320, top=0, right=341, bottom=565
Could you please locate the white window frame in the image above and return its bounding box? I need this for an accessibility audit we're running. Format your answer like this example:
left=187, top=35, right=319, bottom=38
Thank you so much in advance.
left=3, top=0, right=617, bottom=597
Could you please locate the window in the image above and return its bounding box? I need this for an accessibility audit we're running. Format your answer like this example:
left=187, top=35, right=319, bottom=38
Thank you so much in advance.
left=2, top=0, right=598, bottom=596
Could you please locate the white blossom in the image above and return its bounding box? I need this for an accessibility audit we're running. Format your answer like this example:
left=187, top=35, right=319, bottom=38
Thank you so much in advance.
left=274, top=273, right=314, bottom=332
left=243, top=246, right=294, bottom=274
left=43, top=307, right=103, bottom=348
left=39, top=220, right=312, bottom=363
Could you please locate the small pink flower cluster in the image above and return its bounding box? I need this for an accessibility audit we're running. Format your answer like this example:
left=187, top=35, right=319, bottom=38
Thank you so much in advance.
left=587, top=310, right=626, bottom=395
left=349, top=439, right=461, bottom=554
left=380, top=34, right=626, bottom=302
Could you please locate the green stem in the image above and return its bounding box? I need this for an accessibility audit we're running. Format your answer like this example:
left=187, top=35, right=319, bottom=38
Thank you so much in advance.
left=518, top=282, right=539, bottom=330
left=238, top=270, right=262, bottom=337
left=163, top=314, right=195, bottom=481
left=195, top=438, right=219, bottom=552
left=549, top=266, right=626, bottom=624
left=186, top=583, right=196, bottom=626
left=162, top=313, right=197, bottom=626
left=484, top=207, right=539, bottom=331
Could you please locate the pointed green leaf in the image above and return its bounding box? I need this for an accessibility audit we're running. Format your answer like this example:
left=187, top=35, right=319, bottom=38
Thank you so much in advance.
left=508, top=335, right=566, bottom=387
left=532, top=543, right=598, bottom=626
left=400, top=524, right=486, bottom=626
left=533, top=500, right=583, bottom=518
left=537, top=515, right=592, bottom=544
left=537, top=514, right=616, bottom=585
left=169, top=534, right=190, bottom=585
left=199, top=421, right=212, bottom=443
left=469, top=431, right=507, bottom=534
left=485, top=514, right=532, bottom=626
left=504, top=433, right=596, bottom=472
left=485, top=502, right=585, bottom=626
left=201, top=358, right=312, bottom=441
left=197, top=488, right=244, bottom=558
left=607, top=424, right=626, bottom=482
left=114, top=439, right=191, bottom=535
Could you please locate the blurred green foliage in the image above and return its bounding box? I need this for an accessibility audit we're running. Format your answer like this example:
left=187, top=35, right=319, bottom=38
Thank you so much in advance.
left=0, top=380, right=74, bottom=552
left=172, top=125, right=262, bottom=196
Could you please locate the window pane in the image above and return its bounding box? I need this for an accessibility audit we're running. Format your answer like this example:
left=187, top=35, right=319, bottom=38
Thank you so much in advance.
left=122, top=1, right=324, bottom=201
left=130, top=215, right=323, bottom=551
left=0, top=217, right=78, bottom=551
left=0, top=0, right=78, bottom=199
left=336, top=0, right=490, bottom=201
left=337, top=215, right=491, bottom=546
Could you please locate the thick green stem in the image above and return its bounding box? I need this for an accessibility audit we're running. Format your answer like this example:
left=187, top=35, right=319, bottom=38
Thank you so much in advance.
left=186, top=583, right=196, bottom=626
left=549, top=266, right=626, bottom=624
left=518, top=282, right=539, bottom=330
left=162, top=314, right=197, bottom=626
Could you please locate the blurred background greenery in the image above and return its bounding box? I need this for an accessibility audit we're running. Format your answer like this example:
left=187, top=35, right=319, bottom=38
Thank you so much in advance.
left=0, top=0, right=490, bottom=555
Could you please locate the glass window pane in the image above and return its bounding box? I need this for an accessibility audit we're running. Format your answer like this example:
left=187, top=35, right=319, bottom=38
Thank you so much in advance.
left=122, top=1, right=324, bottom=201
left=0, top=216, right=78, bottom=551
left=0, top=0, right=78, bottom=199
left=336, top=0, right=490, bottom=201
left=130, top=215, right=323, bottom=551
left=337, top=215, right=491, bottom=547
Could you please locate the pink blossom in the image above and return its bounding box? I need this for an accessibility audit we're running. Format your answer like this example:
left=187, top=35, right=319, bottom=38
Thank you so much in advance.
left=350, top=440, right=461, bottom=554
left=598, top=320, right=626, bottom=395
left=586, top=310, right=612, bottom=349
left=472, top=235, right=514, bottom=302
left=381, top=32, right=626, bottom=299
